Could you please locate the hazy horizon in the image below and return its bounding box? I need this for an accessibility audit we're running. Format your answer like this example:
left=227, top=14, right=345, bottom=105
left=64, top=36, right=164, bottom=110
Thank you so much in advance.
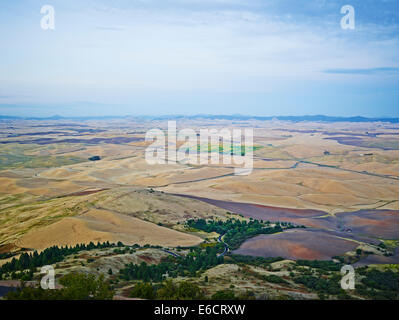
left=2, top=112, right=399, bottom=121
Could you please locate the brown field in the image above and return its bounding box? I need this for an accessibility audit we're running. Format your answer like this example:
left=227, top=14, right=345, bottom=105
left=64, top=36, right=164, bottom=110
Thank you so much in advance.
left=0, top=186, right=226, bottom=251
left=16, top=209, right=202, bottom=250
left=336, top=209, right=399, bottom=239
left=233, top=229, right=359, bottom=260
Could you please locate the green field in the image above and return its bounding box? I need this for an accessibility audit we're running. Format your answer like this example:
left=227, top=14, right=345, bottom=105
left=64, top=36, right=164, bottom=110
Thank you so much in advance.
left=0, top=154, right=86, bottom=170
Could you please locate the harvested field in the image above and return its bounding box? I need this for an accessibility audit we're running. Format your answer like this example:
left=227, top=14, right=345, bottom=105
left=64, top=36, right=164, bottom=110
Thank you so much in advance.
left=172, top=194, right=333, bottom=228
left=233, top=229, right=358, bottom=260
left=336, top=209, right=399, bottom=239
left=17, top=209, right=202, bottom=250
left=65, top=188, right=109, bottom=197
left=0, top=136, right=144, bottom=145
left=325, top=136, right=399, bottom=150
left=173, top=194, right=326, bottom=219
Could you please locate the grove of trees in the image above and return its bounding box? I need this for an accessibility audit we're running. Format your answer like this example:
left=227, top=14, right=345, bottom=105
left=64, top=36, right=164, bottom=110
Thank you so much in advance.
left=6, top=273, right=114, bottom=300
left=0, top=241, right=118, bottom=280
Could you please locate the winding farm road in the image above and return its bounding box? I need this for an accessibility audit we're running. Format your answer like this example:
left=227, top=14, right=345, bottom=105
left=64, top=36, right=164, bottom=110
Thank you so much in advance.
left=217, top=234, right=229, bottom=257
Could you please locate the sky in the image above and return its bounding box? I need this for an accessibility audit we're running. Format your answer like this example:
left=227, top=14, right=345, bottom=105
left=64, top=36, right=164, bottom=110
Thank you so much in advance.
left=0, top=0, right=398, bottom=117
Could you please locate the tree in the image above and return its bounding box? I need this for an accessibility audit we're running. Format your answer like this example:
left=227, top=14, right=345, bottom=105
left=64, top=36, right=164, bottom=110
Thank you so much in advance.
left=211, top=289, right=237, bottom=300
left=130, top=282, right=156, bottom=300
left=175, top=281, right=204, bottom=300
left=155, top=280, right=204, bottom=300
left=156, top=279, right=177, bottom=300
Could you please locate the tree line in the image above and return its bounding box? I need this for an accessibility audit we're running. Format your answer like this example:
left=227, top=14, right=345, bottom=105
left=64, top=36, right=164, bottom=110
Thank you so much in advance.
left=186, top=218, right=299, bottom=249
left=130, top=280, right=204, bottom=300
left=119, top=245, right=224, bottom=282
left=0, top=241, right=121, bottom=280
left=130, top=280, right=255, bottom=300
left=6, top=273, right=113, bottom=300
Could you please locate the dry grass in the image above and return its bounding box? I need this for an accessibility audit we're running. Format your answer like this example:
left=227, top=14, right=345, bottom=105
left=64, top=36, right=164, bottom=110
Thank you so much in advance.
left=17, top=209, right=202, bottom=250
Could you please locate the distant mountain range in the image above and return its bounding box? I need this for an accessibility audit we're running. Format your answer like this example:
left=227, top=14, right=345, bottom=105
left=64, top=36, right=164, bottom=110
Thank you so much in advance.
left=1, top=114, right=399, bottom=123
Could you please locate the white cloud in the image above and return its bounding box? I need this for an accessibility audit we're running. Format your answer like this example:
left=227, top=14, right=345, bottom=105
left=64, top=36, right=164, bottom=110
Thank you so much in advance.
left=0, top=0, right=398, bottom=115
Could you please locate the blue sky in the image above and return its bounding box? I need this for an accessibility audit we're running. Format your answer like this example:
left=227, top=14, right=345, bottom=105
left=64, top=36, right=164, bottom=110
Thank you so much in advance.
left=0, top=0, right=398, bottom=117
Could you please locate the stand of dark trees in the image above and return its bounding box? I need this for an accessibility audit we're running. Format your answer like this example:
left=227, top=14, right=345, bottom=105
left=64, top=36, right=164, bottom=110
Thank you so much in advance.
left=129, top=280, right=255, bottom=300
left=130, top=280, right=204, bottom=300
left=296, top=260, right=343, bottom=271
left=0, top=241, right=123, bottom=280
left=186, top=218, right=298, bottom=249
left=6, top=273, right=113, bottom=300
left=356, top=268, right=399, bottom=300
left=119, top=245, right=224, bottom=282
left=227, top=254, right=284, bottom=266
